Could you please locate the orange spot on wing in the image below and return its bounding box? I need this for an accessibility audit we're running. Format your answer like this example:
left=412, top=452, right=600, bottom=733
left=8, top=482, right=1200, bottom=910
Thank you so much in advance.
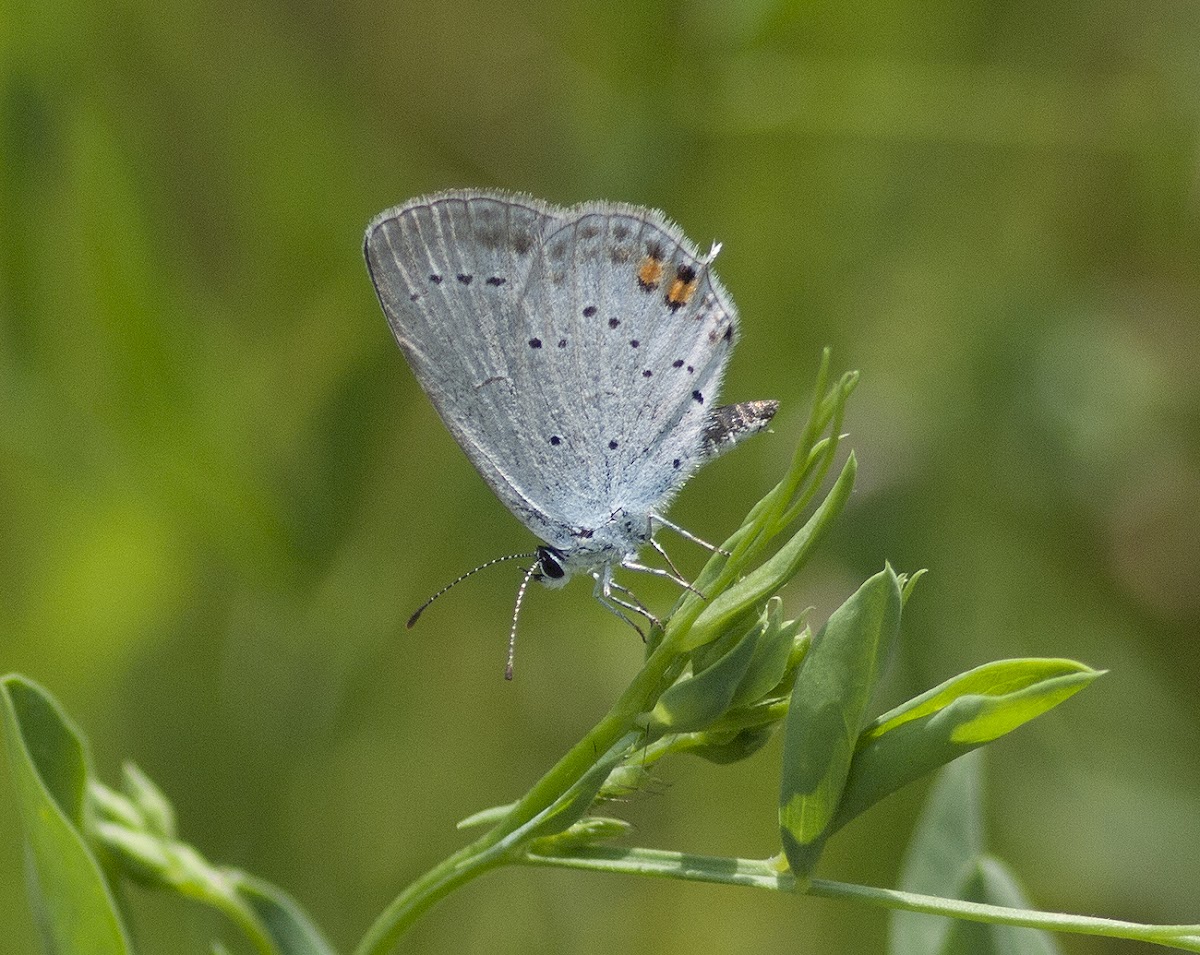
left=637, top=256, right=664, bottom=290
left=666, top=276, right=698, bottom=308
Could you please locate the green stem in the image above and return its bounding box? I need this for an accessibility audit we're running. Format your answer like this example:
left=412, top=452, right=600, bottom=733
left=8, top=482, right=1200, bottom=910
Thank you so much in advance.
left=523, top=846, right=791, bottom=890
left=496, top=640, right=681, bottom=834
left=518, top=846, right=1200, bottom=952
left=354, top=641, right=684, bottom=955
left=352, top=839, right=511, bottom=955
left=807, top=878, right=1200, bottom=951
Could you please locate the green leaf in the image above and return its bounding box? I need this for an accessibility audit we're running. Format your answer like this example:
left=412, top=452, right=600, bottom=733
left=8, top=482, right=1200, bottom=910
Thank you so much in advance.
left=729, top=598, right=798, bottom=708
left=901, top=569, right=927, bottom=606
left=689, top=606, right=758, bottom=674
left=889, top=751, right=986, bottom=955
left=529, top=815, right=635, bottom=855
left=650, top=619, right=761, bottom=732
left=121, top=762, right=177, bottom=839
left=687, top=725, right=777, bottom=765
left=832, top=659, right=1101, bottom=831
left=236, top=876, right=338, bottom=955
left=521, top=731, right=642, bottom=843
left=891, top=752, right=1062, bottom=955
left=1, top=674, right=133, bottom=955
left=675, top=453, right=857, bottom=652
left=778, top=567, right=902, bottom=878
left=456, top=802, right=516, bottom=830
left=650, top=364, right=854, bottom=661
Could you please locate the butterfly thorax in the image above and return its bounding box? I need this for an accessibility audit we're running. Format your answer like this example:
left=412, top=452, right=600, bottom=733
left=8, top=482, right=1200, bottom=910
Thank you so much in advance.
left=533, top=507, right=651, bottom=587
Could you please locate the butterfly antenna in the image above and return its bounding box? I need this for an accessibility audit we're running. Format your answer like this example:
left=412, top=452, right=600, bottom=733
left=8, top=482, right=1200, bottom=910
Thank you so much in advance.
left=505, top=561, right=540, bottom=680
left=407, top=552, right=536, bottom=629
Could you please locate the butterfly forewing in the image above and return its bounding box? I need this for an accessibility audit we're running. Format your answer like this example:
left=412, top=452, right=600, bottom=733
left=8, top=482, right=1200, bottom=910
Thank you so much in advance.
left=366, top=193, right=569, bottom=541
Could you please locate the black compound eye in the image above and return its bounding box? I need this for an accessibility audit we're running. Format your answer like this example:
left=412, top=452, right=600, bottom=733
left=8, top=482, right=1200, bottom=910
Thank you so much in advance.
left=536, top=546, right=566, bottom=580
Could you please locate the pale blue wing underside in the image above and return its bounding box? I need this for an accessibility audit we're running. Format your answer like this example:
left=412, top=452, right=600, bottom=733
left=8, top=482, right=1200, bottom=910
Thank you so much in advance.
left=364, top=190, right=740, bottom=552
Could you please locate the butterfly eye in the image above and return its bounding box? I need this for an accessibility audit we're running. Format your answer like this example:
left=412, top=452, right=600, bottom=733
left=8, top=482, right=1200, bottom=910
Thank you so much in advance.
left=535, top=546, right=566, bottom=580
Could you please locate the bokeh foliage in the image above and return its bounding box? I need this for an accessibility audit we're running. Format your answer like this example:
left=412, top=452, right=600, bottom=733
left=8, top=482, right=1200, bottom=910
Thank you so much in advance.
left=2, top=1, right=1197, bottom=952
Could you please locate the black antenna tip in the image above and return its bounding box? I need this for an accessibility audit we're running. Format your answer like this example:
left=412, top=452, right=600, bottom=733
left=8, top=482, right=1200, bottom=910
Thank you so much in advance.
left=403, top=552, right=537, bottom=634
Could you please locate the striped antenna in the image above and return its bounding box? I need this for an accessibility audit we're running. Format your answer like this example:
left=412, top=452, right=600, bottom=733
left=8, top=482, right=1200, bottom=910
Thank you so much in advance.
left=407, top=552, right=537, bottom=629
left=506, top=561, right=541, bottom=680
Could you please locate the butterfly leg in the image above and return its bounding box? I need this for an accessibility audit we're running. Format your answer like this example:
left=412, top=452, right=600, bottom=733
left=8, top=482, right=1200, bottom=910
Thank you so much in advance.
left=647, top=536, right=688, bottom=589
left=591, top=568, right=646, bottom=639
left=622, top=560, right=705, bottom=599
left=609, top=581, right=661, bottom=630
left=650, top=514, right=731, bottom=557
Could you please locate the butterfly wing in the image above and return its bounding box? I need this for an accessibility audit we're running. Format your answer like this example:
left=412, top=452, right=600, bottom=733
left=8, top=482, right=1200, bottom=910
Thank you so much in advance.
left=515, top=206, right=738, bottom=537
left=364, top=190, right=740, bottom=551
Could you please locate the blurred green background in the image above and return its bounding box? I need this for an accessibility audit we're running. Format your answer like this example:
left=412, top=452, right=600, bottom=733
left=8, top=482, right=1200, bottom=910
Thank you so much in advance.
left=2, top=0, right=1198, bottom=952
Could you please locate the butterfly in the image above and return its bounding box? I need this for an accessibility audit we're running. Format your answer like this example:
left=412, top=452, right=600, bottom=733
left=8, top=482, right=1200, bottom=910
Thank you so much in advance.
left=364, top=190, right=777, bottom=675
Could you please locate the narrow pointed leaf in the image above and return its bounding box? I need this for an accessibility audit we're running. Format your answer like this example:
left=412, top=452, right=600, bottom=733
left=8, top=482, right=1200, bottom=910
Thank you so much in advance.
left=121, top=762, right=177, bottom=840
left=457, top=802, right=516, bottom=830
left=651, top=622, right=760, bottom=732
left=833, top=659, right=1100, bottom=831
left=677, top=454, right=856, bottom=652
left=236, top=875, right=338, bottom=955
left=889, top=751, right=986, bottom=955
left=521, top=732, right=641, bottom=842
left=1, top=675, right=133, bottom=955
left=730, top=599, right=797, bottom=708
left=778, top=567, right=902, bottom=877
left=529, top=815, right=635, bottom=855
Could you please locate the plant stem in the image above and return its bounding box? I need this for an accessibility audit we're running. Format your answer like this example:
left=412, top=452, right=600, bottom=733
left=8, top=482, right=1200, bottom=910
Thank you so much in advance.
left=352, top=839, right=510, bottom=955
left=354, top=641, right=684, bottom=955
left=522, top=846, right=792, bottom=890
left=496, top=640, right=679, bottom=834
left=807, top=878, right=1200, bottom=952
left=518, top=846, right=1200, bottom=952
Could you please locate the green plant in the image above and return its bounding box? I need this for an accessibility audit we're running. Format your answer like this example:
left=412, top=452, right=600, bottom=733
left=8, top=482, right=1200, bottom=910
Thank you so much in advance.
left=3, top=353, right=1196, bottom=954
